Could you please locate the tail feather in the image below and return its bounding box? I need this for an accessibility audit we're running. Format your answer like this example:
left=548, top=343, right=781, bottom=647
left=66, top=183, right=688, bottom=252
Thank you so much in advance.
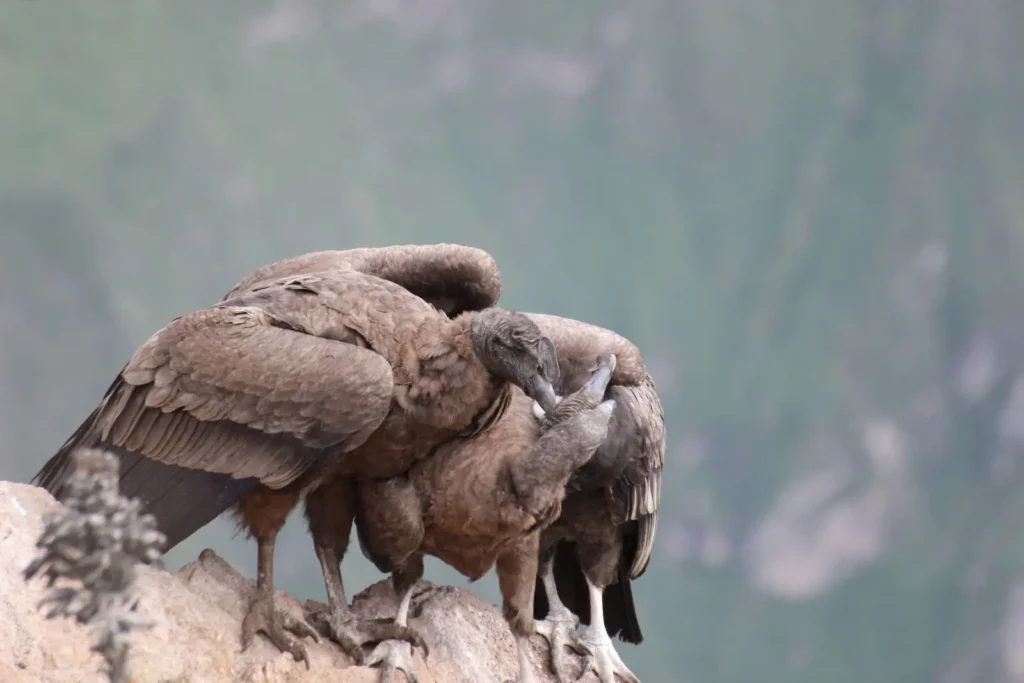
left=33, top=405, right=104, bottom=494
left=116, top=450, right=258, bottom=551
left=32, top=400, right=257, bottom=553
left=533, top=568, right=549, bottom=619
left=604, top=568, right=643, bottom=644
left=613, top=523, right=644, bottom=643
left=34, top=368, right=127, bottom=495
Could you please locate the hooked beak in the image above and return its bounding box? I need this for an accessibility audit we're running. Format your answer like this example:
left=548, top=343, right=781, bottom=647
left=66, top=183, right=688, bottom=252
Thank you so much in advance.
left=527, top=376, right=559, bottom=414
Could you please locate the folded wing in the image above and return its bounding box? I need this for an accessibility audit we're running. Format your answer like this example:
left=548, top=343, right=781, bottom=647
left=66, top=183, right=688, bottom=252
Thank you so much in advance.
left=222, top=243, right=503, bottom=316
left=35, top=299, right=395, bottom=496
left=523, top=312, right=663, bottom=577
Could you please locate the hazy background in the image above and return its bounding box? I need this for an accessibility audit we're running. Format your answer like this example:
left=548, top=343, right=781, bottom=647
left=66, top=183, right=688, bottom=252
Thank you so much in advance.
left=2, top=1, right=1024, bottom=681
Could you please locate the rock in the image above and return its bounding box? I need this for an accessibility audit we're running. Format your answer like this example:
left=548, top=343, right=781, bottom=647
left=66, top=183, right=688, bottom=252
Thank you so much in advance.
left=0, top=481, right=571, bottom=683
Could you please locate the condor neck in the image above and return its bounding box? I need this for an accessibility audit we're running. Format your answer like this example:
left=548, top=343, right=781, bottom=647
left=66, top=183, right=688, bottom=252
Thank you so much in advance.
left=395, top=313, right=502, bottom=431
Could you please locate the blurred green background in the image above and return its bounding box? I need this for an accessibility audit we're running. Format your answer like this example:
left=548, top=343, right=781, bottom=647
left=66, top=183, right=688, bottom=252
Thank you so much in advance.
left=2, top=1, right=1023, bottom=681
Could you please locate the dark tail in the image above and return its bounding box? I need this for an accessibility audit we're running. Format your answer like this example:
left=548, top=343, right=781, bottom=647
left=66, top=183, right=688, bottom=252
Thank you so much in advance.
left=612, top=522, right=644, bottom=644
left=533, top=541, right=644, bottom=645
left=34, top=405, right=105, bottom=495
left=32, top=387, right=257, bottom=553
left=115, top=449, right=257, bottom=551
left=34, top=370, right=127, bottom=494
left=604, top=567, right=643, bottom=644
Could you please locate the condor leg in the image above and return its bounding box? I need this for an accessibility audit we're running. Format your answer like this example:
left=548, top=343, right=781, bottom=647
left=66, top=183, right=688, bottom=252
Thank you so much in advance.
left=494, top=540, right=547, bottom=683
left=533, top=551, right=580, bottom=683
left=365, top=558, right=430, bottom=683
left=304, top=478, right=423, bottom=664
left=570, top=575, right=641, bottom=683
left=238, top=488, right=320, bottom=668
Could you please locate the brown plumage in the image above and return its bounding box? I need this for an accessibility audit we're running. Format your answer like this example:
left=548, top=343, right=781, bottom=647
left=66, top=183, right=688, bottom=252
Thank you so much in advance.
left=32, top=244, right=561, bottom=668
left=344, top=356, right=620, bottom=683
left=222, top=243, right=502, bottom=318
left=335, top=314, right=662, bottom=683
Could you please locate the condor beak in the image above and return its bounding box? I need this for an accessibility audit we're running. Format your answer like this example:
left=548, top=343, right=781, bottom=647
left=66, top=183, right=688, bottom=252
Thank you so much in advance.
left=527, top=376, right=559, bottom=414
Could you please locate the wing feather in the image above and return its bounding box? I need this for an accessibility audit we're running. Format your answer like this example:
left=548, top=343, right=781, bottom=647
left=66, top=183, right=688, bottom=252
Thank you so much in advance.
left=522, top=312, right=664, bottom=579
left=222, top=243, right=503, bottom=316
left=219, top=270, right=436, bottom=365
left=38, top=301, right=395, bottom=494
left=609, top=376, right=665, bottom=578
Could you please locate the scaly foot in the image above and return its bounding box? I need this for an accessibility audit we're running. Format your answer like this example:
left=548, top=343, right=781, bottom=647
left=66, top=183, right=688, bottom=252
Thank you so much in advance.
left=534, top=609, right=581, bottom=683
left=365, top=638, right=419, bottom=683
left=570, top=629, right=641, bottom=683
left=306, top=602, right=427, bottom=664
left=241, top=590, right=320, bottom=669
left=504, top=632, right=546, bottom=683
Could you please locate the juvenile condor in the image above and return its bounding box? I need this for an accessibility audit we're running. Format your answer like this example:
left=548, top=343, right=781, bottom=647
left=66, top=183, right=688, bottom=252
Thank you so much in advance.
left=33, top=245, right=561, bottom=668
left=342, top=355, right=620, bottom=683
left=337, top=314, right=661, bottom=683
left=528, top=314, right=663, bottom=683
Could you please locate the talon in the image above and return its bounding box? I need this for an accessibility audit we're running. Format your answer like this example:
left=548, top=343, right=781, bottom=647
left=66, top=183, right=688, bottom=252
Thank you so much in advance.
left=304, top=603, right=426, bottom=665
left=571, top=631, right=641, bottom=683
left=535, top=612, right=581, bottom=683
left=575, top=655, right=596, bottom=682
left=242, top=591, right=318, bottom=669
left=410, top=582, right=434, bottom=605
left=289, top=642, right=312, bottom=670
left=282, top=611, right=322, bottom=643
left=366, top=639, right=420, bottom=683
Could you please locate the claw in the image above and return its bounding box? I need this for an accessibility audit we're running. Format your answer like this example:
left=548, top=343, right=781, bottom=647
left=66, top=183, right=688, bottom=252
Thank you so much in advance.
left=535, top=612, right=581, bottom=683
left=241, top=591, right=320, bottom=669
left=505, top=632, right=545, bottom=683
left=366, top=638, right=420, bottom=683
left=306, top=604, right=427, bottom=664
left=569, top=631, right=641, bottom=683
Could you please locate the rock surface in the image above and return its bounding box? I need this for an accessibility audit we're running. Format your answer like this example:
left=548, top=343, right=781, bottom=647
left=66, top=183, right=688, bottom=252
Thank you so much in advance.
left=0, top=481, right=576, bottom=683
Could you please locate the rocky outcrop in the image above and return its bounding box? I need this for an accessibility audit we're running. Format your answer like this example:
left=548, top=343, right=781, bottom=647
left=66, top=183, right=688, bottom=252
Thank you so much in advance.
left=0, top=481, right=570, bottom=683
